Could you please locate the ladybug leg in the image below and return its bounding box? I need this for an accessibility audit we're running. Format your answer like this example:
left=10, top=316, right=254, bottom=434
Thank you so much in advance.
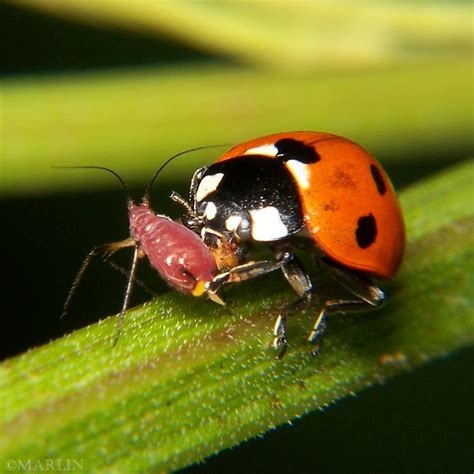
left=272, top=252, right=314, bottom=358
left=210, top=251, right=315, bottom=358
left=210, top=253, right=293, bottom=289
left=307, top=259, right=385, bottom=356
left=308, top=298, right=382, bottom=356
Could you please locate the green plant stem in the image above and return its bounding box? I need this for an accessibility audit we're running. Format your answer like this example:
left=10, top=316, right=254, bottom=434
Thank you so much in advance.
left=1, top=160, right=473, bottom=472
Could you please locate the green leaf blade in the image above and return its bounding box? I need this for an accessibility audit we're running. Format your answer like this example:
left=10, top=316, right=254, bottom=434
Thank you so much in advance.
left=2, top=59, right=472, bottom=195
left=1, top=160, right=473, bottom=472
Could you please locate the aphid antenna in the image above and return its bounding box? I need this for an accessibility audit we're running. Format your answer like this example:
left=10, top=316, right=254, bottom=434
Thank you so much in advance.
left=55, top=165, right=137, bottom=327
left=143, top=144, right=227, bottom=204
left=54, top=165, right=133, bottom=206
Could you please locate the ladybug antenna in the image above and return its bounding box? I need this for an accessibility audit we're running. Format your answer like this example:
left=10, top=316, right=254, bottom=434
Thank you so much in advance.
left=144, top=144, right=227, bottom=203
left=54, top=165, right=132, bottom=204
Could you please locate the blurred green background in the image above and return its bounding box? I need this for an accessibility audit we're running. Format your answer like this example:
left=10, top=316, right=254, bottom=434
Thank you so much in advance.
left=1, top=1, right=473, bottom=473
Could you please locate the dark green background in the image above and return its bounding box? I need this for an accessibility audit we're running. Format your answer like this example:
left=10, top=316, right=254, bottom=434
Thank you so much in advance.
left=2, top=4, right=472, bottom=473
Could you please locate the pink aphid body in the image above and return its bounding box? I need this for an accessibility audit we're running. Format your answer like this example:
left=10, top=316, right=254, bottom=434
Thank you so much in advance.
left=60, top=161, right=228, bottom=345
left=128, top=200, right=218, bottom=295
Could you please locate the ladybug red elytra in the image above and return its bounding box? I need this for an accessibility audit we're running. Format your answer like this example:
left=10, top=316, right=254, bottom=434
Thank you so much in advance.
left=176, top=131, right=405, bottom=357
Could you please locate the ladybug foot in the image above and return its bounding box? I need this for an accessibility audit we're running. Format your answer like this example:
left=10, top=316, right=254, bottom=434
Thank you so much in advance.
left=272, top=315, right=288, bottom=359
left=307, top=333, right=324, bottom=357
left=307, top=308, right=328, bottom=356
left=272, top=335, right=287, bottom=359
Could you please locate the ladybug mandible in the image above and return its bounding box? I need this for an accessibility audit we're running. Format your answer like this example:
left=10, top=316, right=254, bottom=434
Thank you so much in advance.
left=176, top=132, right=405, bottom=357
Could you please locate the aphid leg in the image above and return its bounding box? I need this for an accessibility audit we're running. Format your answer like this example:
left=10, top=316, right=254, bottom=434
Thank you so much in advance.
left=113, top=244, right=140, bottom=347
left=272, top=252, right=313, bottom=358
left=104, top=259, right=158, bottom=298
left=61, top=238, right=135, bottom=319
left=307, top=258, right=385, bottom=356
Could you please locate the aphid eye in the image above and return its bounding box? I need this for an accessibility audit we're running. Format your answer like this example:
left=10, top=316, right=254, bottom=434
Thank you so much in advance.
left=180, top=267, right=195, bottom=280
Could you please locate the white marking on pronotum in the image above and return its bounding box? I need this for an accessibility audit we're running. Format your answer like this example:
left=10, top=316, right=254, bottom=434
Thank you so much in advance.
left=250, top=206, right=288, bottom=241
left=225, top=215, right=242, bottom=233
left=244, top=144, right=311, bottom=189
left=196, top=173, right=224, bottom=202
left=286, top=160, right=310, bottom=189
left=203, top=201, right=217, bottom=220
left=244, top=144, right=278, bottom=157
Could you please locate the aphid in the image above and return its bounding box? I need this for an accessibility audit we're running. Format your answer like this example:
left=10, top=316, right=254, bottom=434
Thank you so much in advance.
left=61, top=150, right=231, bottom=344
left=176, top=131, right=406, bottom=357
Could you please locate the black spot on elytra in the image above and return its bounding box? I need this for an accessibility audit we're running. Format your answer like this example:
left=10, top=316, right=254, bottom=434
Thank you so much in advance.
left=370, top=164, right=387, bottom=195
left=275, top=138, right=320, bottom=164
left=356, top=213, right=377, bottom=248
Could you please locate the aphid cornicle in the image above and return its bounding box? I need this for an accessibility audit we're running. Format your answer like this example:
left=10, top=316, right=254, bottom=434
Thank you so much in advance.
left=176, top=131, right=406, bottom=357
left=61, top=152, right=233, bottom=344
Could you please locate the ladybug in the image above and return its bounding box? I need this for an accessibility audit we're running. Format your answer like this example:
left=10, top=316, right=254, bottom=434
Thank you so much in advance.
left=175, top=132, right=405, bottom=357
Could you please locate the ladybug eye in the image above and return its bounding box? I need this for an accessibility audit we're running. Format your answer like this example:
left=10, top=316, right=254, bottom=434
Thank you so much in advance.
left=224, top=215, right=250, bottom=240
left=237, top=218, right=251, bottom=240
left=239, top=218, right=250, bottom=230
left=225, top=215, right=242, bottom=233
